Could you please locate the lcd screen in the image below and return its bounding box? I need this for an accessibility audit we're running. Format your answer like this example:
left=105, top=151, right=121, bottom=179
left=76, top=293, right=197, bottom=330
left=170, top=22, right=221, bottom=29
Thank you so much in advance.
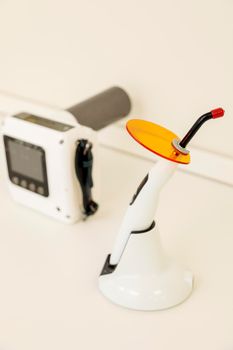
left=8, top=139, right=44, bottom=182
left=14, top=112, right=74, bottom=132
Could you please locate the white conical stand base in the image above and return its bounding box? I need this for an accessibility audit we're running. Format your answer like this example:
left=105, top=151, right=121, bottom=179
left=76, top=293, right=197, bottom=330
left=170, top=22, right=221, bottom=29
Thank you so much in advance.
left=99, top=223, right=193, bottom=311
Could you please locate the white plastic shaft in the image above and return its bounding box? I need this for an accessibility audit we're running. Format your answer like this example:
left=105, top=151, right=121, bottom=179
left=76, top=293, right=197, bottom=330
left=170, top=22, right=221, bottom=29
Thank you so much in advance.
left=110, top=159, right=177, bottom=266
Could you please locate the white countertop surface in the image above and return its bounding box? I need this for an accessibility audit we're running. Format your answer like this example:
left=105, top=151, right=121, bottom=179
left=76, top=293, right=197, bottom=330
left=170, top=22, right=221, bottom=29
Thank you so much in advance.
left=0, top=145, right=232, bottom=350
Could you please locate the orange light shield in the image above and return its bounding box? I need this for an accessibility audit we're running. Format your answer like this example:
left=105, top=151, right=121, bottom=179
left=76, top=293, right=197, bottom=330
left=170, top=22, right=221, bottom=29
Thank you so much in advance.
left=126, top=119, right=190, bottom=165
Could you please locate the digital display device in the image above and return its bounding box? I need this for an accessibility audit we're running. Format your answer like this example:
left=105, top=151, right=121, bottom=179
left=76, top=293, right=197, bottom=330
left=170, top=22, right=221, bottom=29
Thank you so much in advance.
left=14, top=112, right=74, bottom=132
left=4, top=136, right=49, bottom=197
left=0, top=87, right=130, bottom=223
left=8, top=139, right=44, bottom=181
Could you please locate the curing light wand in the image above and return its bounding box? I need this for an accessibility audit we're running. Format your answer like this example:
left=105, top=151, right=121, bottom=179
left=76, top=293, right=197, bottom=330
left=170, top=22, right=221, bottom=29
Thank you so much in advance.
left=99, top=107, right=225, bottom=311
left=109, top=107, right=225, bottom=267
left=179, top=107, right=224, bottom=148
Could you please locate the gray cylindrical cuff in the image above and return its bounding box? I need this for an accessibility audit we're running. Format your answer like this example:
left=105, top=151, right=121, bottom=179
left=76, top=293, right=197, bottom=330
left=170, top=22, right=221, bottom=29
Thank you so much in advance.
left=67, top=86, right=131, bottom=131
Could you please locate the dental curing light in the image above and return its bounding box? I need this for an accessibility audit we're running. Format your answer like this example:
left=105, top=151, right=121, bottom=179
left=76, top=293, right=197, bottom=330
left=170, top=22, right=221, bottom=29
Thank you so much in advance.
left=99, top=108, right=224, bottom=311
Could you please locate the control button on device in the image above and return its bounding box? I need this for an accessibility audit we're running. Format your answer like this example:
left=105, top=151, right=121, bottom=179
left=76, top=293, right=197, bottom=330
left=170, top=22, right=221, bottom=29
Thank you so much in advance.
left=37, top=186, right=45, bottom=195
left=20, top=179, right=27, bottom=188
left=12, top=176, right=19, bottom=185
left=29, top=183, right=36, bottom=192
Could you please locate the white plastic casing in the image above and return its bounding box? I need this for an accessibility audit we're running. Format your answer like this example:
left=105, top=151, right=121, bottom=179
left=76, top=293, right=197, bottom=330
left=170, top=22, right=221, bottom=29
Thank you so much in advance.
left=99, top=223, right=193, bottom=311
left=99, top=160, right=193, bottom=310
left=1, top=112, right=98, bottom=224
left=110, top=160, right=177, bottom=265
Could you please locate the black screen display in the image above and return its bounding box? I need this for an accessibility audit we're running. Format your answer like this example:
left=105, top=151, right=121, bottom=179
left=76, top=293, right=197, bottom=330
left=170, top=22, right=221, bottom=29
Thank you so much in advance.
left=7, top=139, right=44, bottom=181
left=14, top=112, right=74, bottom=132
left=4, top=136, right=49, bottom=197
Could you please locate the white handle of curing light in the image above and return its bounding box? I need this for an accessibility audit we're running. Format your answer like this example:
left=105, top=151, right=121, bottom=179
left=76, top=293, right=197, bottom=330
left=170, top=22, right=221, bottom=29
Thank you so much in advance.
left=110, top=159, right=177, bottom=266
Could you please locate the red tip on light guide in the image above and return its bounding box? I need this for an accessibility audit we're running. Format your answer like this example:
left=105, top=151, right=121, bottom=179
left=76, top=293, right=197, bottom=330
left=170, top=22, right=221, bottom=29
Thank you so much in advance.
left=211, top=108, right=225, bottom=119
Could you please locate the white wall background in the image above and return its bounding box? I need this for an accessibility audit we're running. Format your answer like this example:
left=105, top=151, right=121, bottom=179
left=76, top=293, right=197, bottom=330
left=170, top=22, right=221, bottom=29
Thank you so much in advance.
left=0, top=0, right=232, bottom=157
